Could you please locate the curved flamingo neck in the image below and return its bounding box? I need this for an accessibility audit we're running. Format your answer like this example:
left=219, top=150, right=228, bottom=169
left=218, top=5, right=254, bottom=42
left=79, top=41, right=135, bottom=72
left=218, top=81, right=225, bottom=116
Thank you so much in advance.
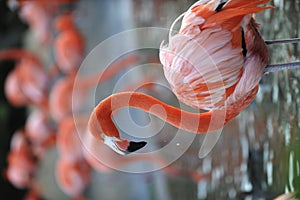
left=89, top=92, right=230, bottom=140
left=88, top=90, right=259, bottom=154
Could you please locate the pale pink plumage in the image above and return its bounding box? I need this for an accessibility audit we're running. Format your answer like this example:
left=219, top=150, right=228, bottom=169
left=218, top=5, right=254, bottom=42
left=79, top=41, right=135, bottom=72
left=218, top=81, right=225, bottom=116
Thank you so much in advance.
left=160, top=0, right=270, bottom=111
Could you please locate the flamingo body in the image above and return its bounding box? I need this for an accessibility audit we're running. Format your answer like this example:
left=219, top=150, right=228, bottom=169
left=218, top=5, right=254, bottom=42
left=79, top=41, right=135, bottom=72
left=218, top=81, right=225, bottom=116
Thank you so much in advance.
left=49, top=77, right=77, bottom=121
left=160, top=0, right=271, bottom=110
left=55, top=158, right=90, bottom=199
left=5, top=64, right=49, bottom=107
left=54, top=14, right=85, bottom=74
left=0, top=49, right=50, bottom=108
left=57, top=116, right=85, bottom=162
left=19, top=1, right=52, bottom=45
left=25, top=110, right=56, bottom=157
left=5, top=130, right=37, bottom=188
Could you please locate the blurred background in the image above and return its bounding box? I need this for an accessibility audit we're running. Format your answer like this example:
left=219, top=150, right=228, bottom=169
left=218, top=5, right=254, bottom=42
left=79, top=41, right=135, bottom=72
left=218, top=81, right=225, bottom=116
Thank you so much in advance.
left=0, top=0, right=299, bottom=199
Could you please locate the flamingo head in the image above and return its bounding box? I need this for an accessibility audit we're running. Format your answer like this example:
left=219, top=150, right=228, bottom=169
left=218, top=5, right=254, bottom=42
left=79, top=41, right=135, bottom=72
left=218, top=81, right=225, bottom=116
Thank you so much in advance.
left=101, top=134, right=146, bottom=155
left=88, top=103, right=147, bottom=155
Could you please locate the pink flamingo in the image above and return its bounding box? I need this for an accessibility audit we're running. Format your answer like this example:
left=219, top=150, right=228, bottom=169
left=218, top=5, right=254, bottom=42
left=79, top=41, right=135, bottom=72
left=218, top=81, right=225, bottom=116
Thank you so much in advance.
left=56, top=115, right=91, bottom=200
left=53, top=13, right=85, bottom=75
left=56, top=115, right=92, bottom=199
left=4, top=129, right=37, bottom=189
left=55, top=158, right=91, bottom=200
left=25, top=110, right=56, bottom=158
left=17, top=1, right=52, bottom=45
left=88, top=0, right=300, bottom=154
left=0, top=49, right=50, bottom=109
left=8, top=0, right=79, bottom=45
left=56, top=116, right=86, bottom=162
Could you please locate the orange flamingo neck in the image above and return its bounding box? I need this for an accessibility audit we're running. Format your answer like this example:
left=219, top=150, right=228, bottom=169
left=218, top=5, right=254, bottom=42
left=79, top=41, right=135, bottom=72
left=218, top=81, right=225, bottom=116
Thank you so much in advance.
left=88, top=92, right=240, bottom=155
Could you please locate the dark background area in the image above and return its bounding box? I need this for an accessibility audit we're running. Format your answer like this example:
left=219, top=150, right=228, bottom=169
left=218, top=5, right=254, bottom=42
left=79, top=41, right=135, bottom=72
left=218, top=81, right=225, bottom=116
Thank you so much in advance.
left=0, top=0, right=28, bottom=198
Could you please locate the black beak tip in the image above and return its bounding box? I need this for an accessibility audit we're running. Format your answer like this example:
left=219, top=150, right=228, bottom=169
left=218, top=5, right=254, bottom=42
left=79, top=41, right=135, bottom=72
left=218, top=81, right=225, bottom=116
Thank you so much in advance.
left=126, top=141, right=147, bottom=153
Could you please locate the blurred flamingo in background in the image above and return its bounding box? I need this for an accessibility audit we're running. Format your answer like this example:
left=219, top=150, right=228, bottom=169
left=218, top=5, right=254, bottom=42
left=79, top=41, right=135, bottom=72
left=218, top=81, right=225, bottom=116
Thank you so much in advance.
left=25, top=110, right=56, bottom=158
left=17, top=1, right=52, bottom=45
left=2, top=1, right=87, bottom=198
left=56, top=115, right=92, bottom=200
left=55, top=158, right=91, bottom=200
left=57, top=116, right=87, bottom=162
left=9, top=0, right=79, bottom=45
left=0, top=49, right=50, bottom=109
left=88, top=0, right=300, bottom=154
left=4, top=130, right=37, bottom=191
left=53, top=13, right=85, bottom=75
left=6, top=114, right=56, bottom=199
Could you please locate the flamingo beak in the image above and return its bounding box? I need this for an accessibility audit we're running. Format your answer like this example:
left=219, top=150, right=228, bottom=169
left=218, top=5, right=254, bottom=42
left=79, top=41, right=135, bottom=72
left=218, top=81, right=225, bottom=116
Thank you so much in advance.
left=102, top=134, right=146, bottom=155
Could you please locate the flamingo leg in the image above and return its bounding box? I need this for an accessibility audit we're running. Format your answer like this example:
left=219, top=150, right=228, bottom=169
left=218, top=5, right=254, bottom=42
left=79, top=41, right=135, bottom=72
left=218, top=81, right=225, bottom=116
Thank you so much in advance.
left=264, top=38, right=300, bottom=73
left=264, top=62, right=300, bottom=73
left=265, top=38, right=300, bottom=45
